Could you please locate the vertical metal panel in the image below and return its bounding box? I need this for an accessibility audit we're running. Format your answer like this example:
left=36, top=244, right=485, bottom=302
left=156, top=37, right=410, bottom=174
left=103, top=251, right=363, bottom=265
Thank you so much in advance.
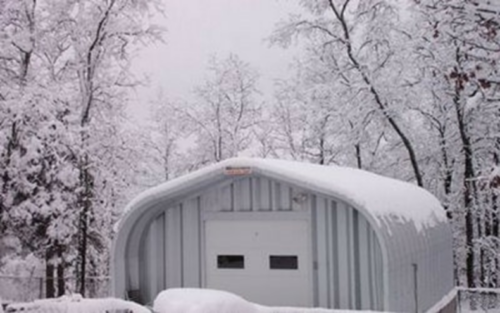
left=128, top=256, right=140, bottom=291
left=353, top=210, right=361, bottom=310
left=310, top=195, right=320, bottom=307
left=373, top=231, right=384, bottom=311
left=279, top=186, right=292, bottom=211
left=156, top=213, right=166, bottom=295
left=336, top=202, right=350, bottom=309
left=367, top=227, right=375, bottom=309
left=234, top=178, right=252, bottom=211
left=249, top=178, right=254, bottom=211
left=140, top=223, right=153, bottom=303
left=272, top=182, right=280, bottom=211
left=370, top=228, right=379, bottom=310
left=201, top=186, right=219, bottom=212
left=347, top=207, right=356, bottom=309
left=326, top=200, right=335, bottom=308
left=258, top=178, right=272, bottom=211
left=251, top=178, right=259, bottom=211
left=331, top=201, right=340, bottom=309
left=165, top=205, right=182, bottom=288
left=221, top=184, right=233, bottom=211
left=358, top=214, right=371, bottom=310
left=138, top=213, right=166, bottom=304
left=314, top=196, right=329, bottom=307
left=182, top=197, right=201, bottom=287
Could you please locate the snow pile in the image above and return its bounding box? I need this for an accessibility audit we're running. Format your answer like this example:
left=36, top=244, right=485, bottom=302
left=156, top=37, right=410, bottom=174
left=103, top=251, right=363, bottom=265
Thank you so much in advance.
left=153, top=288, right=258, bottom=313
left=153, top=288, right=388, bottom=313
left=5, top=294, right=149, bottom=313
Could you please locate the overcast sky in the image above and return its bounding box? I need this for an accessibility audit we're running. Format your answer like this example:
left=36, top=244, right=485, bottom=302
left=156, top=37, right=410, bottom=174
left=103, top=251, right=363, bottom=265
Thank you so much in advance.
left=130, top=0, right=302, bottom=121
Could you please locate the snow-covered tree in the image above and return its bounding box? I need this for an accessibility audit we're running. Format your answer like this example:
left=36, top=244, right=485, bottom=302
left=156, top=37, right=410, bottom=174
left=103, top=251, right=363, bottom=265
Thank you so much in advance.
left=0, top=0, right=164, bottom=297
left=179, top=54, right=262, bottom=168
left=271, top=0, right=424, bottom=185
left=413, top=0, right=500, bottom=288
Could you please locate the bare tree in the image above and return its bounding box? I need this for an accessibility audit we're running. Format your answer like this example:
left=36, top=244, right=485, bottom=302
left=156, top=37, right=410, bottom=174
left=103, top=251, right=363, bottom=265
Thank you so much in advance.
left=180, top=54, right=261, bottom=167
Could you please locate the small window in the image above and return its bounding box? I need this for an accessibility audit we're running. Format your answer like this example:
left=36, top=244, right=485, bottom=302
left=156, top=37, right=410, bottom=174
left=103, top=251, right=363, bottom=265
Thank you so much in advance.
left=270, top=255, right=298, bottom=270
left=217, top=255, right=244, bottom=269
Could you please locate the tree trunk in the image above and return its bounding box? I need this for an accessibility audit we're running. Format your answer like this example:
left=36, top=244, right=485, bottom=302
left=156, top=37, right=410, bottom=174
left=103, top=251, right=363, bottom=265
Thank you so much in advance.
left=452, top=75, right=477, bottom=288
left=45, top=250, right=55, bottom=298
left=319, top=136, right=325, bottom=165
left=78, top=152, right=92, bottom=297
left=57, top=246, right=65, bottom=297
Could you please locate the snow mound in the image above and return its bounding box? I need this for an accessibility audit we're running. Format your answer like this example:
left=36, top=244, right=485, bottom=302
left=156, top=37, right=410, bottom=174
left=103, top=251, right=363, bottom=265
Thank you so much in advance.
left=153, top=289, right=388, bottom=313
left=5, top=294, right=149, bottom=313
left=153, top=288, right=258, bottom=313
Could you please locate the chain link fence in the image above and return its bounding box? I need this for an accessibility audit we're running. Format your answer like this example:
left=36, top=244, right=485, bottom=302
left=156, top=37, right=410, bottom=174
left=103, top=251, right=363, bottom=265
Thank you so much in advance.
left=0, top=275, right=110, bottom=303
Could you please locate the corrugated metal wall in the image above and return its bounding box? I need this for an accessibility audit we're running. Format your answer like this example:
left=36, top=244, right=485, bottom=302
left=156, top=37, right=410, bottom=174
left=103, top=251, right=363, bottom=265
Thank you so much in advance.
left=134, top=176, right=384, bottom=310
left=312, top=196, right=384, bottom=311
left=381, top=217, right=454, bottom=312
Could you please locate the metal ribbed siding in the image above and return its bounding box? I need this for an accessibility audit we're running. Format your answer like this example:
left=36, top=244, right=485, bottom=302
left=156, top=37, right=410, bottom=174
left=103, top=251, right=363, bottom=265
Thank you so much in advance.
left=312, top=196, right=384, bottom=311
left=134, top=176, right=385, bottom=309
left=380, top=217, right=454, bottom=312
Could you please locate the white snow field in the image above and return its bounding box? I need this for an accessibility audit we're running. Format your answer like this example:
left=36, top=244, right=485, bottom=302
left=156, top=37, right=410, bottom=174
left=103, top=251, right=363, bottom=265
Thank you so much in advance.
left=153, top=288, right=388, bottom=313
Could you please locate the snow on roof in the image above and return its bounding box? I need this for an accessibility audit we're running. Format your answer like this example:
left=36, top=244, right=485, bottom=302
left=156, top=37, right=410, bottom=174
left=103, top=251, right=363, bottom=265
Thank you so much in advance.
left=121, top=158, right=447, bottom=233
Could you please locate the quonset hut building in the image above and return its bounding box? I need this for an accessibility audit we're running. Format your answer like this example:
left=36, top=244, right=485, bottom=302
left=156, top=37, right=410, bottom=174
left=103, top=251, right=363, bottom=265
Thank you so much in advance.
left=112, top=158, right=455, bottom=312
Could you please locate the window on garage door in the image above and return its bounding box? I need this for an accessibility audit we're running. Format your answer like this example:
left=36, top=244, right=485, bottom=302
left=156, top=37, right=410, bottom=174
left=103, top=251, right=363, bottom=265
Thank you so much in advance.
left=269, top=255, right=298, bottom=269
left=217, top=255, right=245, bottom=269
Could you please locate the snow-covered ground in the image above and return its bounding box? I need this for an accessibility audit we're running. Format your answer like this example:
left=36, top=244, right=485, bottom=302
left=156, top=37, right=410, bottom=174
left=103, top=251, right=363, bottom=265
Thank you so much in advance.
left=3, top=294, right=149, bottom=313
left=3, top=287, right=498, bottom=313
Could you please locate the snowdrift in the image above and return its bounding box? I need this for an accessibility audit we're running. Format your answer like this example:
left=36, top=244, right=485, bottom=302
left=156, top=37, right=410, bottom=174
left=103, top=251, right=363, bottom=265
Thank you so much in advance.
left=153, top=288, right=388, bottom=313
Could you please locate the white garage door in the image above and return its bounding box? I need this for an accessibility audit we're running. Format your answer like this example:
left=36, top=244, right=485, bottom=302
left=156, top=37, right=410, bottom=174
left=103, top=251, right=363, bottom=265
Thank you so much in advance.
left=205, top=220, right=312, bottom=307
